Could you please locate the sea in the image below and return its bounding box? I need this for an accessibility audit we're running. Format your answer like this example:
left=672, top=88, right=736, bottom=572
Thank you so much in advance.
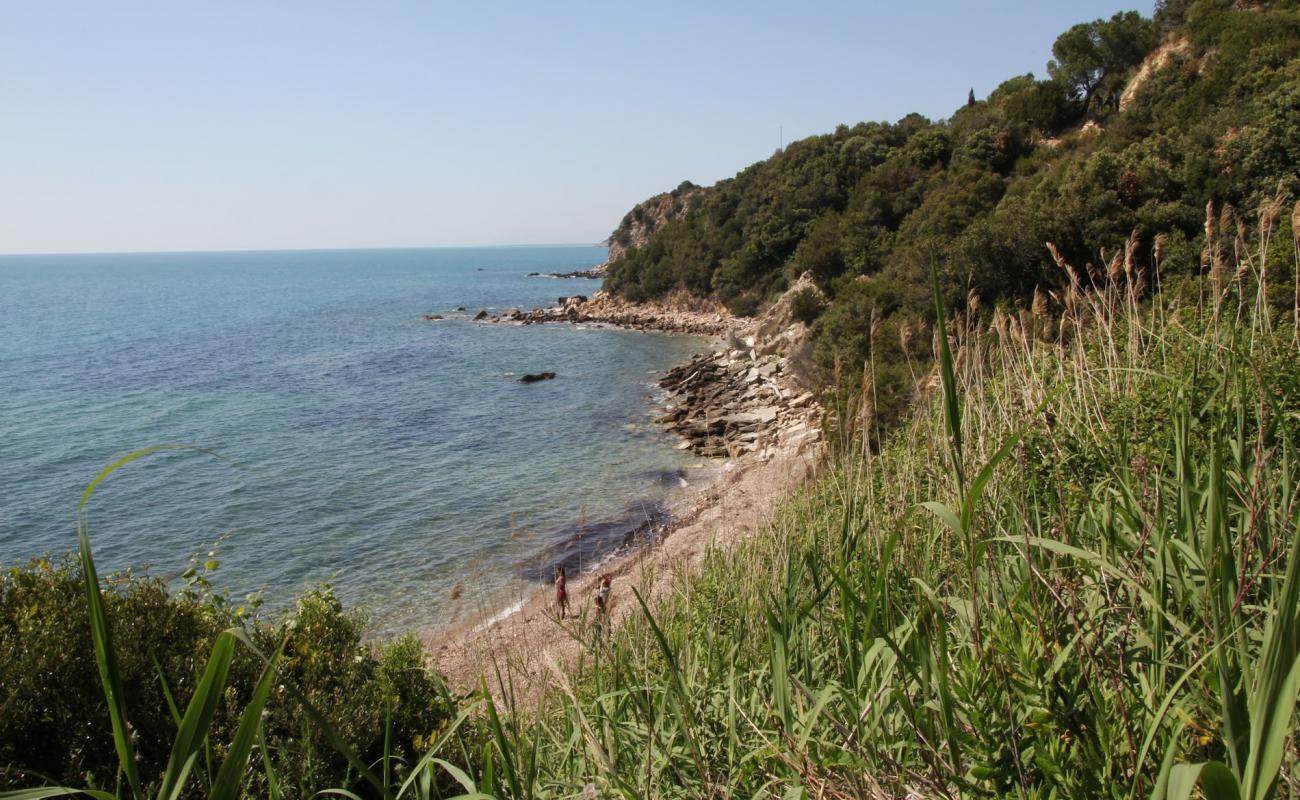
left=0, top=246, right=711, bottom=634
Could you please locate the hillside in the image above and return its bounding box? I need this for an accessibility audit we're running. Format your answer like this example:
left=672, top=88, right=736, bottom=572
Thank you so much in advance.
left=605, top=0, right=1300, bottom=428
left=512, top=222, right=1300, bottom=798
left=5, top=3, right=1300, bottom=799
left=604, top=181, right=703, bottom=263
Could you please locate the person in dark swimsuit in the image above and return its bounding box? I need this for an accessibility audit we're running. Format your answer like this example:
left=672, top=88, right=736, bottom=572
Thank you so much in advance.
left=554, top=565, right=569, bottom=619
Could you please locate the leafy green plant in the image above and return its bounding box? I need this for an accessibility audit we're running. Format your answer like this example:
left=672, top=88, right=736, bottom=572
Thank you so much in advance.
left=1, top=448, right=471, bottom=800
left=1, top=446, right=283, bottom=800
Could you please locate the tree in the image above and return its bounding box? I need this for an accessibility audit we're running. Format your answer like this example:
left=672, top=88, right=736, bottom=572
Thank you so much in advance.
left=1154, top=0, right=1192, bottom=32
left=967, top=88, right=976, bottom=106
left=1002, top=79, right=1079, bottom=133
left=1048, top=11, right=1157, bottom=114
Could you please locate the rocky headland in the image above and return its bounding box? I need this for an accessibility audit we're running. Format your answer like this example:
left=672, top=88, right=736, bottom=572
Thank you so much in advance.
left=481, top=289, right=733, bottom=335
left=605, top=181, right=702, bottom=263
left=526, top=265, right=606, bottom=279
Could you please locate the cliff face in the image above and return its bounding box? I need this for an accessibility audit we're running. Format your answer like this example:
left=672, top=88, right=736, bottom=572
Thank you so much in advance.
left=1118, top=35, right=1194, bottom=112
left=605, top=181, right=702, bottom=262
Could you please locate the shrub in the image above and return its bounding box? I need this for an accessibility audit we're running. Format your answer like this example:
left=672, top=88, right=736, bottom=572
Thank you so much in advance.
left=789, top=286, right=827, bottom=325
left=0, top=559, right=460, bottom=794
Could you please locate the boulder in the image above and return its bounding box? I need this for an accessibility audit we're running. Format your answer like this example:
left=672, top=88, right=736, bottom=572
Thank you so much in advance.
left=790, top=392, right=814, bottom=408
left=473, top=310, right=489, bottom=321
left=518, top=372, right=557, bottom=384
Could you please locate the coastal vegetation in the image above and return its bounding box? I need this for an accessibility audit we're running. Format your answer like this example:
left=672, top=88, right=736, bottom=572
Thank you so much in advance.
left=1, top=552, right=461, bottom=796
left=605, top=0, right=1300, bottom=429
left=7, top=230, right=1298, bottom=798
left=504, top=254, right=1300, bottom=797
left=5, top=1, right=1300, bottom=798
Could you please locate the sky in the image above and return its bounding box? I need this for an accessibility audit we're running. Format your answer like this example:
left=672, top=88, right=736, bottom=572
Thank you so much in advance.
left=0, top=1, right=1147, bottom=255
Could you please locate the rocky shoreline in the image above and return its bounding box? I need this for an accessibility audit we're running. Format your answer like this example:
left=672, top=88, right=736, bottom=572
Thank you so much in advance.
left=472, top=277, right=825, bottom=462
left=480, top=289, right=732, bottom=336
left=525, top=266, right=605, bottom=279
left=432, top=277, right=827, bottom=697
left=656, top=351, right=819, bottom=459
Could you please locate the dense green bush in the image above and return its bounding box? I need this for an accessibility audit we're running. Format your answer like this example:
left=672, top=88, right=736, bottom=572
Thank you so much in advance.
left=0, top=559, right=459, bottom=795
left=788, top=286, right=827, bottom=325
left=0, top=557, right=229, bottom=788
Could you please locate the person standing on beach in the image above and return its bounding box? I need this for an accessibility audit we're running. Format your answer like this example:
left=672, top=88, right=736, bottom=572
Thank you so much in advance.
left=595, top=574, right=611, bottom=613
left=590, top=574, right=611, bottom=643
left=554, top=565, right=569, bottom=619
left=592, top=574, right=613, bottom=637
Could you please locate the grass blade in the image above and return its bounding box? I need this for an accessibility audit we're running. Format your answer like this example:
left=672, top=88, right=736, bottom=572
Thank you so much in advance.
left=209, top=640, right=283, bottom=800
left=156, top=631, right=235, bottom=800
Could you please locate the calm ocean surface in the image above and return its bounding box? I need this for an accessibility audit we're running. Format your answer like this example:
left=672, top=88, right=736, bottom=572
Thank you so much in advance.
left=0, top=246, right=709, bottom=633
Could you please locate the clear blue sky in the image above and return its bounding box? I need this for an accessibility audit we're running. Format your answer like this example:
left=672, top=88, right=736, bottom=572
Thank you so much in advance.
left=0, top=1, right=1147, bottom=254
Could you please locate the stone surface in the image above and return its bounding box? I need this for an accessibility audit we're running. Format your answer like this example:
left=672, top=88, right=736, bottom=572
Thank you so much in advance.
left=507, top=290, right=732, bottom=335
left=518, top=372, right=557, bottom=384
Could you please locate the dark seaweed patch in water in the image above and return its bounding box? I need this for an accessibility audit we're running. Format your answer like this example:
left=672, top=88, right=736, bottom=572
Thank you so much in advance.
left=518, top=502, right=670, bottom=581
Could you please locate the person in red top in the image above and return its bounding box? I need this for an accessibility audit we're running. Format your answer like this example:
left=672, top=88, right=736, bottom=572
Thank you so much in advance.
left=554, top=565, right=569, bottom=619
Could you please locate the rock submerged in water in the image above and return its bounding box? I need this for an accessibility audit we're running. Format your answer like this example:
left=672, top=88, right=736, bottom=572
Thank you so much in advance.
left=527, top=268, right=604, bottom=279
left=518, top=372, right=557, bottom=384
left=423, top=314, right=444, bottom=321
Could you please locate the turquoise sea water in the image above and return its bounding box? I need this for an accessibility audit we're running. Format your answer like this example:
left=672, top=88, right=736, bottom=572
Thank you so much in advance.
left=0, top=246, right=708, bottom=633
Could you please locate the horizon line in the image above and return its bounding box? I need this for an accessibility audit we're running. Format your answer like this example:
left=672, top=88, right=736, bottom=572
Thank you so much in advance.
left=0, top=241, right=610, bottom=258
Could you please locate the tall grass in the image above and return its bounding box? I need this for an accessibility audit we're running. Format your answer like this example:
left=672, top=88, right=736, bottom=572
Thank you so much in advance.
left=457, top=234, right=1300, bottom=797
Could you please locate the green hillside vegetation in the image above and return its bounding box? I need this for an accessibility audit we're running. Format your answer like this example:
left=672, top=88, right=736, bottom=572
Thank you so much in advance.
left=5, top=2, right=1300, bottom=798
left=606, top=0, right=1300, bottom=428
left=501, top=224, right=1300, bottom=797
